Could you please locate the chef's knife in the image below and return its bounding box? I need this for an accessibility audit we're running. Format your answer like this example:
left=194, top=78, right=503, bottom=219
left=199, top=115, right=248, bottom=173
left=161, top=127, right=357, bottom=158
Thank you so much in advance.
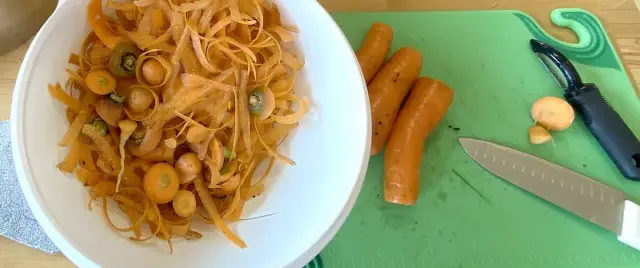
left=459, top=137, right=640, bottom=250
left=530, top=39, right=640, bottom=181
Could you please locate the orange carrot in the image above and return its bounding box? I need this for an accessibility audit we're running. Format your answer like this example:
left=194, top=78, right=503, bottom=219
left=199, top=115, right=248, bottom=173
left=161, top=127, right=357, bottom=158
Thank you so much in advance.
left=58, top=112, right=89, bottom=147
left=80, top=150, right=98, bottom=173
left=193, top=176, right=247, bottom=248
left=384, top=77, right=454, bottom=205
left=57, top=139, right=84, bottom=173
left=172, top=190, right=196, bottom=217
left=531, top=96, right=575, bottom=131
left=69, top=53, right=81, bottom=66
left=87, top=0, right=124, bottom=49
left=369, top=47, right=423, bottom=156
left=356, top=22, right=393, bottom=83
left=86, top=70, right=117, bottom=95
left=48, top=83, right=87, bottom=113
left=143, top=163, right=180, bottom=204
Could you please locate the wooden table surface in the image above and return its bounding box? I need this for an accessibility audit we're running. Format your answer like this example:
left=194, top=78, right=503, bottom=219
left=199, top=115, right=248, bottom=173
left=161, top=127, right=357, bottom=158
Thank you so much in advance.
left=2, top=0, right=640, bottom=266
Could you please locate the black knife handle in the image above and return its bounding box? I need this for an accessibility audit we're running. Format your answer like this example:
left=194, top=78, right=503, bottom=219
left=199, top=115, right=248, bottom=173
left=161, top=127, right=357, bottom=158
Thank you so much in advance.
left=565, top=84, right=640, bottom=181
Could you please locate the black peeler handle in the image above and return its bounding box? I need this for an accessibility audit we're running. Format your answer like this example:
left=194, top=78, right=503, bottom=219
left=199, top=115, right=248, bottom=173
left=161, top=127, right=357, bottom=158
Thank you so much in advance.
left=565, top=85, right=640, bottom=181
left=530, top=39, right=640, bottom=181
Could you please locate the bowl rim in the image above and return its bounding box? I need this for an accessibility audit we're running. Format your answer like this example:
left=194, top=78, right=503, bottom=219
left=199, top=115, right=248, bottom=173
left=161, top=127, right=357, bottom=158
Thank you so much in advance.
left=10, top=1, right=371, bottom=267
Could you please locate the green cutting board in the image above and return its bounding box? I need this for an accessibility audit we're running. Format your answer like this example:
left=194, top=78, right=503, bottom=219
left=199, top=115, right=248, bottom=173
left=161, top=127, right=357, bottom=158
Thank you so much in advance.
left=308, top=8, right=640, bottom=268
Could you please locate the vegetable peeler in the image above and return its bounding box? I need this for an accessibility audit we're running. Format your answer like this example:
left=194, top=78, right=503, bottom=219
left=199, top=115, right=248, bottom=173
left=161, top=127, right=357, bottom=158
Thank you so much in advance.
left=530, top=39, right=640, bottom=181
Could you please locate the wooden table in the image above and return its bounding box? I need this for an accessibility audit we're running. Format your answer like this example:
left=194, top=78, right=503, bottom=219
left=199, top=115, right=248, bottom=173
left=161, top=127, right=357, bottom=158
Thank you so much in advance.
left=2, top=0, right=640, bottom=266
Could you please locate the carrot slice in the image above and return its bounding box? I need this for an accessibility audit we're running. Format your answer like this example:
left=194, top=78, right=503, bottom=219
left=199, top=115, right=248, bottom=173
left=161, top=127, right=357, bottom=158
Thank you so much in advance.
left=531, top=96, right=575, bottom=131
left=143, top=163, right=180, bottom=204
left=86, top=70, right=117, bottom=95
left=172, top=190, right=196, bottom=217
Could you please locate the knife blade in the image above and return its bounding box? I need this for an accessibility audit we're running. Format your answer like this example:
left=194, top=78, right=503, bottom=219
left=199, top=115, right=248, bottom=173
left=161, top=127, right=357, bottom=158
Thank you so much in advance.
left=459, top=138, right=640, bottom=250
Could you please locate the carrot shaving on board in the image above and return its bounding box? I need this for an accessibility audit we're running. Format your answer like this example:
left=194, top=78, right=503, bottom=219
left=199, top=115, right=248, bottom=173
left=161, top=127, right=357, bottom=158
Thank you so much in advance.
left=51, top=0, right=307, bottom=253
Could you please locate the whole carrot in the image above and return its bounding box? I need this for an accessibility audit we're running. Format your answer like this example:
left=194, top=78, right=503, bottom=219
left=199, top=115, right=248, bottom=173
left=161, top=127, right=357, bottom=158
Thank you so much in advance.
left=368, top=47, right=423, bottom=156
left=356, top=22, right=394, bottom=83
left=384, top=77, right=454, bottom=205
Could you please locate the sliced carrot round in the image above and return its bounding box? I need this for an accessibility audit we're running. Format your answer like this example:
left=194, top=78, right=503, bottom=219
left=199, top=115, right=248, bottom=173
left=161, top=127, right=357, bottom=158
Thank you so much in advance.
left=141, top=58, right=166, bottom=86
left=127, top=86, right=154, bottom=113
left=531, top=96, right=575, bottom=131
left=175, top=152, right=202, bottom=184
left=172, top=190, right=196, bottom=218
left=529, top=125, right=552, bottom=144
left=143, top=163, right=179, bottom=204
left=85, top=70, right=117, bottom=95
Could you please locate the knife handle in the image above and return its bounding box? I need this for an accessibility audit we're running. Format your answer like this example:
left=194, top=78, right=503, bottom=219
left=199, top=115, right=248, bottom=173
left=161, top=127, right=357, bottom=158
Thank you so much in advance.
left=619, top=201, right=640, bottom=251
left=565, top=84, right=640, bottom=181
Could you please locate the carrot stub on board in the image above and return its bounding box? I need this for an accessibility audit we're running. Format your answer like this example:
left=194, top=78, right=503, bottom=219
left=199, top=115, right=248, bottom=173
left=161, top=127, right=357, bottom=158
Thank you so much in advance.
left=384, top=77, right=454, bottom=205
left=368, top=47, right=423, bottom=156
left=356, top=22, right=394, bottom=83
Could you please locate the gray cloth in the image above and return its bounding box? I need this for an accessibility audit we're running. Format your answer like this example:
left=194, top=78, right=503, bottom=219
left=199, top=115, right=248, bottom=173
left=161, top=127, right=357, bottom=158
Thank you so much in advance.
left=0, top=120, right=60, bottom=254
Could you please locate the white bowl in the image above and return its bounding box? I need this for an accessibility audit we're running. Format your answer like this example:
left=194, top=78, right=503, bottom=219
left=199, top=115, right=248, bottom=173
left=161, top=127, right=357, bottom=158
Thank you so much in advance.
left=10, top=0, right=370, bottom=267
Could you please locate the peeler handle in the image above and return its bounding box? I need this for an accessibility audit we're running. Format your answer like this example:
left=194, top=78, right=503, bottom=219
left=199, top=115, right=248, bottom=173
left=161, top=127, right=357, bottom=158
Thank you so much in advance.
left=565, top=84, right=640, bottom=181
